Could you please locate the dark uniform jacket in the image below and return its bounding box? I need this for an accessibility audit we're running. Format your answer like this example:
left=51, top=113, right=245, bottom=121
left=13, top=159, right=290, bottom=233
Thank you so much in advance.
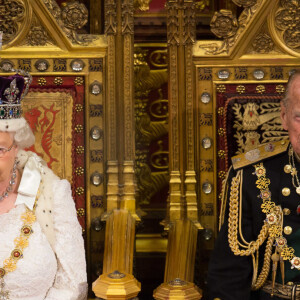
left=208, top=141, right=300, bottom=300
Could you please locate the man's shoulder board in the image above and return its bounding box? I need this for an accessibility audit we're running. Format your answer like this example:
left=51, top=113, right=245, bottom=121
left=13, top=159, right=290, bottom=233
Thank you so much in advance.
left=231, top=140, right=289, bottom=170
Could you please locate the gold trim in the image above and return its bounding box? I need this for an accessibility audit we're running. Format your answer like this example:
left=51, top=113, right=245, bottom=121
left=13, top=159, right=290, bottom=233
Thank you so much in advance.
left=136, top=234, right=168, bottom=253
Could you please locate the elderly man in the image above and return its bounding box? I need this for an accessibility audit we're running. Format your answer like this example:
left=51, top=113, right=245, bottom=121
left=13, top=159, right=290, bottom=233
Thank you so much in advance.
left=208, top=70, right=300, bottom=300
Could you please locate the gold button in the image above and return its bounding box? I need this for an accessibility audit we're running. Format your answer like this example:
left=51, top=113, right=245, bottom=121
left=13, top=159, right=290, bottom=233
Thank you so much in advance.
left=284, top=226, right=293, bottom=235
left=281, top=140, right=286, bottom=145
left=284, top=164, right=292, bottom=173
left=283, top=208, right=291, bottom=215
left=282, top=187, right=291, bottom=196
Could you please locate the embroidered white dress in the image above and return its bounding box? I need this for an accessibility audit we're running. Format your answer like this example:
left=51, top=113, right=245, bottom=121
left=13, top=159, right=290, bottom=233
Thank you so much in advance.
left=0, top=178, right=87, bottom=300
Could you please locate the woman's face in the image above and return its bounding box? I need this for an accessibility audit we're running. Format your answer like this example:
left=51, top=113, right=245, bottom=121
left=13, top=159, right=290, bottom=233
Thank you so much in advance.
left=0, top=132, right=18, bottom=182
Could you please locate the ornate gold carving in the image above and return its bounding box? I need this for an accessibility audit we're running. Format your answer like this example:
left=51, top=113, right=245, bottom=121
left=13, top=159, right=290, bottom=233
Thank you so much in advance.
left=270, top=67, right=283, bottom=79
left=75, top=167, right=84, bottom=176
left=61, top=2, right=87, bottom=30
left=53, top=59, right=66, bottom=72
left=195, top=0, right=210, bottom=12
left=217, top=84, right=226, bottom=93
left=235, top=67, right=248, bottom=79
left=198, top=68, right=212, bottom=80
left=122, top=1, right=134, bottom=161
left=18, top=59, right=31, bottom=72
left=275, top=0, right=300, bottom=53
left=0, top=0, right=25, bottom=45
left=200, top=159, right=213, bottom=172
left=218, top=107, right=224, bottom=115
left=236, top=85, right=245, bottom=94
left=75, top=125, right=83, bottom=133
left=75, top=187, right=84, bottom=196
left=200, top=203, right=214, bottom=216
left=27, top=27, right=46, bottom=46
left=89, top=58, right=103, bottom=72
left=75, top=104, right=83, bottom=112
left=199, top=113, right=213, bottom=126
left=77, top=208, right=85, bottom=217
left=76, top=145, right=84, bottom=154
left=53, top=77, right=63, bottom=86
left=218, top=128, right=225, bottom=136
left=218, top=150, right=226, bottom=158
left=276, top=85, right=285, bottom=94
left=135, top=162, right=169, bottom=205
left=105, top=0, right=117, bottom=35
left=122, top=0, right=134, bottom=34
left=252, top=33, right=274, bottom=53
left=74, top=77, right=84, bottom=85
left=210, top=10, right=238, bottom=39
left=134, top=47, right=169, bottom=206
left=90, top=150, right=103, bottom=163
left=256, top=85, right=266, bottom=93
left=149, top=50, right=168, bottom=68
left=167, top=0, right=196, bottom=46
left=89, top=105, right=103, bottom=117
left=134, top=0, right=152, bottom=11
left=218, top=171, right=226, bottom=179
left=232, top=0, right=257, bottom=7
left=37, top=78, right=47, bottom=86
left=201, top=0, right=262, bottom=55
left=43, top=0, right=94, bottom=45
left=26, top=16, right=52, bottom=47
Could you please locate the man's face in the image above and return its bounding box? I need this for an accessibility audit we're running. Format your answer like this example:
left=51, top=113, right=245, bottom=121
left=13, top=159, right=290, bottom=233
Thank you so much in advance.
left=281, top=75, right=300, bottom=154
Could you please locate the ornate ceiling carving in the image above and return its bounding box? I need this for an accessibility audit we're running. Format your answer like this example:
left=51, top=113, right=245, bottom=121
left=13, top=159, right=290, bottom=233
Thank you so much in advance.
left=0, top=0, right=95, bottom=46
left=200, top=0, right=262, bottom=55
left=274, top=0, right=300, bottom=53
left=0, top=0, right=26, bottom=45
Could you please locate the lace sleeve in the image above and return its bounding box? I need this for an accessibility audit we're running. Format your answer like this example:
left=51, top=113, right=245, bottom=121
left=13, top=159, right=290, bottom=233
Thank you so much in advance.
left=45, top=179, right=88, bottom=300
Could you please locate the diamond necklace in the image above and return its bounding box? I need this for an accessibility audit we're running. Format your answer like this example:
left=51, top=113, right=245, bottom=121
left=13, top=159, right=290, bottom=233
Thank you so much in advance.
left=0, top=162, right=17, bottom=202
left=288, top=145, right=300, bottom=195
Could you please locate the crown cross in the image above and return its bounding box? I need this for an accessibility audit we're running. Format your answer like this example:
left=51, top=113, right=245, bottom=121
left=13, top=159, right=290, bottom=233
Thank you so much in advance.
left=3, top=79, right=20, bottom=103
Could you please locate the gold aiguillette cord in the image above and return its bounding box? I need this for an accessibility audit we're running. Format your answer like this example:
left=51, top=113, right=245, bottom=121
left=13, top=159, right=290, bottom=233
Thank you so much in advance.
left=271, top=249, right=280, bottom=296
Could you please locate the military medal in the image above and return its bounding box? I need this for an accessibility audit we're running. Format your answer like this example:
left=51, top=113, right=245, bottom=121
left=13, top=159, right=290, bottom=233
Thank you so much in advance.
left=288, top=146, right=300, bottom=196
left=297, top=205, right=300, bottom=215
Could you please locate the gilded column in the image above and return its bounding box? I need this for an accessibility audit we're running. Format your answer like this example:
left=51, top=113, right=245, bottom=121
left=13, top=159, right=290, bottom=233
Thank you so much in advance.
left=167, top=0, right=184, bottom=222
left=120, top=0, right=138, bottom=218
left=105, top=0, right=119, bottom=212
left=183, top=0, right=202, bottom=228
left=167, top=0, right=201, bottom=226
left=154, top=0, right=202, bottom=298
left=93, top=0, right=140, bottom=298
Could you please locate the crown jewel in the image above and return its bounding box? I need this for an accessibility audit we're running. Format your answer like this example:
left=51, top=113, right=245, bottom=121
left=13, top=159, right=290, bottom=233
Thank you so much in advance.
left=0, top=70, right=32, bottom=119
left=0, top=31, right=32, bottom=120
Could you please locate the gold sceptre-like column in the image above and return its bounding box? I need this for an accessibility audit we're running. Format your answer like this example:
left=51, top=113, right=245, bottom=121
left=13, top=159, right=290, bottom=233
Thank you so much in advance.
left=154, top=0, right=202, bottom=299
left=93, top=0, right=140, bottom=298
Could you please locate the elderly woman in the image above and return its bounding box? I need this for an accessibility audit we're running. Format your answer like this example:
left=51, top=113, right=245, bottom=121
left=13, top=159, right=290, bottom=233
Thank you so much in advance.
left=0, top=73, right=87, bottom=300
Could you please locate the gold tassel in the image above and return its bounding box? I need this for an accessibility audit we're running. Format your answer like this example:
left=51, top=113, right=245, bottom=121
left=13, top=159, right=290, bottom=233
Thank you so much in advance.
left=280, top=255, right=285, bottom=287
left=271, top=251, right=280, bottom=296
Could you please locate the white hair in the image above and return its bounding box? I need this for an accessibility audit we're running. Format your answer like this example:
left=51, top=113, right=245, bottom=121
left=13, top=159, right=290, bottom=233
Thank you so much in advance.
left=0, top=117, right=35, bottom=149
left=282, top=69, right=300, bottom=108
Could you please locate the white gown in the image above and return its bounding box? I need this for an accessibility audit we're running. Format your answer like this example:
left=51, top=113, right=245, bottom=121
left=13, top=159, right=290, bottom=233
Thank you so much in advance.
left=0, top=179, right=87, bottom=300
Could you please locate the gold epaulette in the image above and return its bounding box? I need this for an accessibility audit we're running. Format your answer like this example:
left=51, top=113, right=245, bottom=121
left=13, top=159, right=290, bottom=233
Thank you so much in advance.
left=231, top=139, right=289, bottom=170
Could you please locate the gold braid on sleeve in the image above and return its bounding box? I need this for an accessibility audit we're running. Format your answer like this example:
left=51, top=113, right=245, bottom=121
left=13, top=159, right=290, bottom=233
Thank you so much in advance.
left=227, top=169, right=273, bottom=290
left=219, top=166, right=232, bottom=231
